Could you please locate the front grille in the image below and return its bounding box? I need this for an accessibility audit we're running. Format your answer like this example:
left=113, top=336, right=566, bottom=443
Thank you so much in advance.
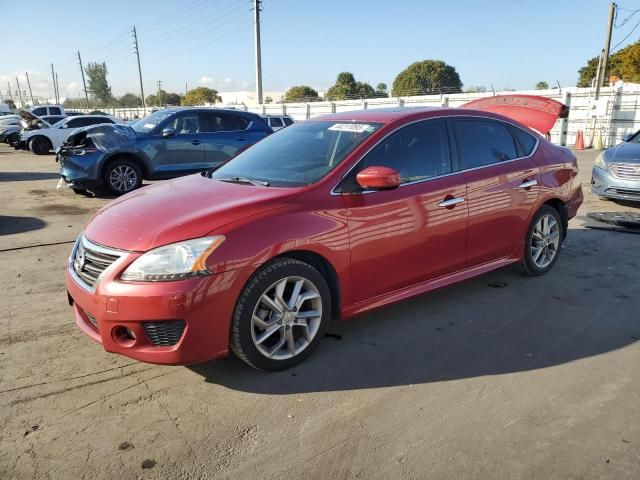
left=143, top=320, right=186, bottom=346
left=607, top=187, right=640, bottom=198
left=610, top=163, right=640, bottom=180
left=71, top=236, right=124, bottom=290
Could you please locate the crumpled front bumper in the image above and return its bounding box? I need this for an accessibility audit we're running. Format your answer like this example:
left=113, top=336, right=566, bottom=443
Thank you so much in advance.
left=591, top=165, right=640, bottom=202
left=58, top=150, right=105, bottom=188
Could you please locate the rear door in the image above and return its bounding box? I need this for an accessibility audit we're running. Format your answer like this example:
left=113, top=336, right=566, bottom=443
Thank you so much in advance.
left=453, top=117, right=541, bottom=266
left=342, top=119, right=468, bottom=302
left=199, top=112, right=254, bottom=168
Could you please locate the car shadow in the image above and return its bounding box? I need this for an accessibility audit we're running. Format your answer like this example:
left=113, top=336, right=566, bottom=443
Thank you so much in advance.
left=188, top=228, right=639, bottom=394
left=0, top=215, right=47, bottom=235
left=0, top=172, right=61, bottom=182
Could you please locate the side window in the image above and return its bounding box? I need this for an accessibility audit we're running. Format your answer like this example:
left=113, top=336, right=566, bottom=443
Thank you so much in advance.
left=270, top=117, right=284, bottom=128
left=360, top=120, right=452, bottom=184
left=168, top=113, right=200, bottom=134
left=511, top=127, right=537, bottom=156
left=199, top=112, right=248, bottom=132
left=66, top=118, right=85, bottom=128
left=50, top=107, right=62, bottom=115
left=32, top=107, right=46, bottom=116
left=454, top=119, right=518, bottom=169
left=283, top=117, right=294, bottom=126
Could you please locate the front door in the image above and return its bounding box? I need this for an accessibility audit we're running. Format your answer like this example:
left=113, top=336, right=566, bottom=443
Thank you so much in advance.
left=198, top=112, right=254, bottom=168
left=452, top=117, right=541, bottom=266
left=151, top=112, right=204, bottom=176
left=341, top=119, right=468, bottom=303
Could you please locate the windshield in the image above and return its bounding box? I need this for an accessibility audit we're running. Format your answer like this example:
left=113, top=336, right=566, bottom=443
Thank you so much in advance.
left=211, top=121, right=381, bottom=187
left=129, top=110, right=174, bottom=133
left=628, top=130, right=640, bottom=143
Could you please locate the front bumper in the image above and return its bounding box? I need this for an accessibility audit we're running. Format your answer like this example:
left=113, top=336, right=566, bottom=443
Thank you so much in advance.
left=58, top=150, right=104, bottom=187
left=66, top=240, right=255, bottom=365
left=591, top=165, right=640, bottom=202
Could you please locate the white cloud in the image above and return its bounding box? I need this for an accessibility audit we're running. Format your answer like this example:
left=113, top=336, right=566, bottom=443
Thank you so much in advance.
left=199, top=76, right=214, bottom=85
left=224, top=77, right=232, bottom=83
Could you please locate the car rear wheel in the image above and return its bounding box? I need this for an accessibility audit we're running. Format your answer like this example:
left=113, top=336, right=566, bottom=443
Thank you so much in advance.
left=29, top=136, right=52, bottom=155
left=230, top=258, right=331, bottom=371
left=103, top=159, right=142, bottom=195
left=6, top=133, right=19, bottom=146
left=516, top=205, right=564, bottom=276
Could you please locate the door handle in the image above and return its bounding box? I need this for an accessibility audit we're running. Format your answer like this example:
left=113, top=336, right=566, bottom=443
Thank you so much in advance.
left=438, top=197, right=465, bottom=208
left=516, top=179, right=538, bottom=189
left=191, top=140, right=201, bottom=145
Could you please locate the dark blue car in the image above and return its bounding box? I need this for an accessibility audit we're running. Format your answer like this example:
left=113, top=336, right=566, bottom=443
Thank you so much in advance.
left=57, top=107, right=272, bottom=195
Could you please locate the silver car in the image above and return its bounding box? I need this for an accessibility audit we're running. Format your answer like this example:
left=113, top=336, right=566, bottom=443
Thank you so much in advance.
left=592, top=131, right=640, bottom=202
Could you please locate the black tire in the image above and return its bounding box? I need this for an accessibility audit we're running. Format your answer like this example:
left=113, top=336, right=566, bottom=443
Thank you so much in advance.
left=103, top=158, right=142, bottom=195
left=72, top=188, right=93, bottom=197
left=28, top=136, right=52, bottom=155
left=515, top=205, right=564, bottom=276
left=6, top=133, right=19, bottom=146
left=230, top=258, right=332, bottom=371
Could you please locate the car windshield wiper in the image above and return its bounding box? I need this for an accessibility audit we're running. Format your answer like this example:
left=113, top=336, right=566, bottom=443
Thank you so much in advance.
left=216, top=176, right=270, bottom=187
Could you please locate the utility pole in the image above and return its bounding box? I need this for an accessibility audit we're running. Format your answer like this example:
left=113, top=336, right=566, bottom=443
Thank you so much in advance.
left=55, top=73, right=60, bottom=103
left=50, top=64, right=58, bottom=104
left=77, top=51, right=90, bottom=109
left=589, top=2, right=616, bottom=147
left=25, top=72, right=35, bottom=105
left=16, top=77, right=24, bottom=108
left=157, top=80, right=163, bottom=107
left=7, top=82, right=13, bottom=102
left=253, top=0, right=263, bottom=105
left=132, top=26, right=146, bottom=109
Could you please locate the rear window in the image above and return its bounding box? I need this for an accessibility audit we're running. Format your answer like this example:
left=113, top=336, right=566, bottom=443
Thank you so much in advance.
left=50, top=107, right=62, bottom=115
left=454, top=119, right=518, bottom=169
left=511, top=127, right=537, bottom=155
left=283, top=117, right=294, bottom=126
left=270, top=117, right=284, bottom=128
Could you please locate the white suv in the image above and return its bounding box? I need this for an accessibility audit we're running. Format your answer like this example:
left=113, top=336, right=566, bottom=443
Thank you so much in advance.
left=261, top=115, right=294, bottom=131
left=20, top=112, right=119, bottom=155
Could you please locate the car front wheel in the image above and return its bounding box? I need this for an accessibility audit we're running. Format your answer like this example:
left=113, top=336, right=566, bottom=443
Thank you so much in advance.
left=104, top=159, right=142, bottom=195
left=516, top=205, right=564, bottom=276
left=29, top=137, right=51, bottom=155
left=230, top=258, right=331, bottom=371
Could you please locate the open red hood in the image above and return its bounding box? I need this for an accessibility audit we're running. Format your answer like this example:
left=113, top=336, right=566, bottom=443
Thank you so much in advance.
left=461, top=95, right=569, bottom=135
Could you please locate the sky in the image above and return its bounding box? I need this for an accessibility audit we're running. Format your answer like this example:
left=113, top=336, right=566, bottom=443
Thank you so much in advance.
left=1, top=0, right=637, bottom=101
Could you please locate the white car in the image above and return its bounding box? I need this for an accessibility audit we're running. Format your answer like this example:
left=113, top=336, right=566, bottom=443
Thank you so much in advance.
left=20, top=111, right=120, bottom=155
left=260, top=114, right=294, bottom=131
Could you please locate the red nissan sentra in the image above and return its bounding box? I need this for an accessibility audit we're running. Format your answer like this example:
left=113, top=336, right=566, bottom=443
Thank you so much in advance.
left=67, top=105, right=583, bottom=370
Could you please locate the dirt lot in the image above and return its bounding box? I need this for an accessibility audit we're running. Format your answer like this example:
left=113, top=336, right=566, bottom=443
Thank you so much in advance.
left=1, top=144, right=639, bottom=479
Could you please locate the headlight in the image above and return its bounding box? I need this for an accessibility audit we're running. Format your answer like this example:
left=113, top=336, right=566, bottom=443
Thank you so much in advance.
left=121, top=236, right=225, bottom=282
left=594, top=153, right=606, bottom=169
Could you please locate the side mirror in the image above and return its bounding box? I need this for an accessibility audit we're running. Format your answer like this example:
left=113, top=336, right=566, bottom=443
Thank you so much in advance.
left=61, top=123, right=68, bottom=129
left=622, top=133, right=632, bottom=142
left=162, top=127, right=176, bottom=137
left=356, top=166, right=401, bottom=191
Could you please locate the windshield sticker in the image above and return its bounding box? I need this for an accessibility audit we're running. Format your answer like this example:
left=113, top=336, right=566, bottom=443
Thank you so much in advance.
left=328, top=123, right=373, bottom=133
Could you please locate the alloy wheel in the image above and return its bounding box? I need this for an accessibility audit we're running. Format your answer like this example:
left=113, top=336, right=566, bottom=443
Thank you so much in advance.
left=250, top=276, right=322, bottom=360
left=109, top=165, right=138, bottom=193
left=531, top=213, right=560, bottom=269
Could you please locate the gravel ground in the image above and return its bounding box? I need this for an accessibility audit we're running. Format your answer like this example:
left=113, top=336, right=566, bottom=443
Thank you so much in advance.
left=1, top=145, right=639, bottom=479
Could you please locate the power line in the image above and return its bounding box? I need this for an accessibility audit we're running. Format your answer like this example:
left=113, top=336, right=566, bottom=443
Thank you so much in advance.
left=612, top=19, right=640, bottom=50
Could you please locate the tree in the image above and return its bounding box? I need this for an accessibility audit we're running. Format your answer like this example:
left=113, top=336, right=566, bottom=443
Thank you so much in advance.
left=283, top=85, right=320, bottom=103
left=535, top=81, right=549, bottom=90
left=84, top=62, right=113, bottom=105
left=182, top=86, right=222, bottom=106
left=3, top=99, right=16, bottom=110
left=376, top=82, right=387, bottom=93
left=326, top=72, right=377, bottom=100
left=391, top=60, right=462, bottom=96
left=465, top=86, right=487, bottom=93
left=145, top=90, right=182, bottom=107
left=264, top=96, right=273, bottom=104
left=577, top=41, right=640, bottom=87
left=118, top=93, right=142, bottom=107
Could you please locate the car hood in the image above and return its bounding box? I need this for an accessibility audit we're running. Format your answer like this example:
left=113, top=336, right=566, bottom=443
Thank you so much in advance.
left=64, top=123, right=137, bottom=152
left=604, top=141, right=640, bottom=163
left=83, top=174, right=298, bottom=251
left=19, top=109, right=52, bottom=129
left=461, top=95, right=569, bottom=135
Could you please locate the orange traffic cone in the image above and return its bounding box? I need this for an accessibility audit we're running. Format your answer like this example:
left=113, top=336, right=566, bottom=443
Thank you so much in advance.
left=575, top=130, right=585, bottom=150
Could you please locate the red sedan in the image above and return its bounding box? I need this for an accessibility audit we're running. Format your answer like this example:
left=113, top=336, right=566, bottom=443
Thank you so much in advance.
left=67, top=105, right=583, bottom=370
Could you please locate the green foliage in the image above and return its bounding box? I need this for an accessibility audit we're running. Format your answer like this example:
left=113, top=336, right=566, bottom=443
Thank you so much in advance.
left=577, top=42, right=640, bottom=87
left=118, top=93, right=142, bottom=107
left=376, top=82, right=387, bottom=93
left=84, top=62, right=113, bottom=104
left=535, top=81, right=549, bottom=90
left=264, top=96, right=273, bottom=104
left=3, top=99, right=16, bottom=109
left=465, top=86, right=487, bottom=93
left=182, top=86, right=222, bottom=106
left=391, top=60, right=462, bottom=96
left=326, top=72, right=377, bottom=100
left=283, top=85, right=321, bottom=103
left=146, top=90, right=182, bottom=107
